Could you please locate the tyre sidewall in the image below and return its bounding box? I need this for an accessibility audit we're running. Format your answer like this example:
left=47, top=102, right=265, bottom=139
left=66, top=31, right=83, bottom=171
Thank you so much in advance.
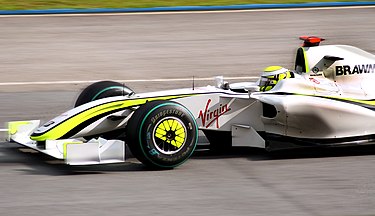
left=138, top=102, right=198, bottom=168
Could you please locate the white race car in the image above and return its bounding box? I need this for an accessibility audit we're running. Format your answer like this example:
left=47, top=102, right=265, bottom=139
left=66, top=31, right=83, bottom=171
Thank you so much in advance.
left=8, top=36, right=375, bottom=169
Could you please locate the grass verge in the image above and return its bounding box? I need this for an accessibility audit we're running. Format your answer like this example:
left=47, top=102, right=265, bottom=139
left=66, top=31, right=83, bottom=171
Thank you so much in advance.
left=0, top=0, right=369, bottom=10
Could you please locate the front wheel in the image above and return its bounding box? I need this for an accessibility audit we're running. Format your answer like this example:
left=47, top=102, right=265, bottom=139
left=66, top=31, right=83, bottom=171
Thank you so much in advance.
left=126, top=100, right=198, bottom=169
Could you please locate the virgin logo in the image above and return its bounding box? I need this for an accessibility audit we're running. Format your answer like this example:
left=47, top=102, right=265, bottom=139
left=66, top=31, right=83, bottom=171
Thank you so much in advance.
left=198, top=99, right=231, bottom=128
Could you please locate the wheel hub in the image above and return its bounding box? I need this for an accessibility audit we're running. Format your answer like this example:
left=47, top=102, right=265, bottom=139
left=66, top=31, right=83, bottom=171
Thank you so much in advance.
left=166, top=130, right=176, bottom=140
left=153, top=117, right=187, bottom=155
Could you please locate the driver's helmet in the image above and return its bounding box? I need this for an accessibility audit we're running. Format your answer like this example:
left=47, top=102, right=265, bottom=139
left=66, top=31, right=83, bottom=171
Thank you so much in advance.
left=259, top=66, right=294, bottom=91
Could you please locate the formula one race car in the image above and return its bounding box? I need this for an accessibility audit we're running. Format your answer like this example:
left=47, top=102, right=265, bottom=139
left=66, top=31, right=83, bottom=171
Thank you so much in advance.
left=7, top=36, right=375, bottom=169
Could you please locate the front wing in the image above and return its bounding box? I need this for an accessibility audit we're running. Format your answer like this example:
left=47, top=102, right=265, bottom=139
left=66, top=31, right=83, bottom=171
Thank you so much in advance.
left=7, top=120, right=125, bottom=165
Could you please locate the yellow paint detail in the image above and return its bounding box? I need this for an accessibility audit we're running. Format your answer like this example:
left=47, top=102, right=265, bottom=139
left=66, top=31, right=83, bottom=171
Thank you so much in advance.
left=264, top=66, right=283, bottom=72
left=163, top=120, right=171, bottom=131
left=171, top=140, right=177, bottom=147
left=175, top=136, right=185, bottom=144
left=8, top=121, right=30, bottom=135
left=155, top=133, right=165, bottom=140
left=155, top=128, right=167, bottom=141
left=63, top=141, right=83, bottom=159
left=302, top=48, right=309, bottom=73
left=31, top=94, right=192, bottom=141
left=279, top=73, right=286, bottom=80
left=175, top=121, right=183, bottom=129
left=176, top=128, right=185, bottom=137
left=329, top=96, right=375, bottom=106
left=171, top=120, right=177, bottom=131
left=260, top=86, right=273, bottom=92
left=156, top=128, right=167, bottom=135
left=158, top=123, right=165, bottom=130
left=168, top=120, right=177, bottom=131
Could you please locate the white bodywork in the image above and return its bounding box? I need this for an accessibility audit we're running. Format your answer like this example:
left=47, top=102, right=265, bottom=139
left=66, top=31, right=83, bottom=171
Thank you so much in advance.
left=7, top=40, right=375, bottom=164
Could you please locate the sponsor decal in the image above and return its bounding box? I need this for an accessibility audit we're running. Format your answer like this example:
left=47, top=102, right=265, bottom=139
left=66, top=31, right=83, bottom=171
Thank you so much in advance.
left=336, top=64, right=375, bottom=76
left=309, top=77, right=320, bottom=84
left=198, top=99, right=231, bottom=128
left=151, top=109, right=183, bottom=124
left=149, top=149, right=159, bottom=156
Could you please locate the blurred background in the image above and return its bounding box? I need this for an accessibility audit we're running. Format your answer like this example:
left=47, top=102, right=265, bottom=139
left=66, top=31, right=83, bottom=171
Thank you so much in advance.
left=0, top=1, right=374, bottom=216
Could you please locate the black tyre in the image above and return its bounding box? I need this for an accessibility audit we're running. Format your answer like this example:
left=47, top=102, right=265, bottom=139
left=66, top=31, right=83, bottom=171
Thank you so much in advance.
left=126, top=100, right=198, bottom=169
left=75, top=81, right=134, bottom=107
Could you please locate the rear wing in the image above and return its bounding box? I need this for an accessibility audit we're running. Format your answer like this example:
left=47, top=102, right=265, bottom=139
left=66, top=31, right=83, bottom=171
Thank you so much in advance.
left=295, top=36, right=326, bottom=73
left=294, top=36, right=375, bottom=84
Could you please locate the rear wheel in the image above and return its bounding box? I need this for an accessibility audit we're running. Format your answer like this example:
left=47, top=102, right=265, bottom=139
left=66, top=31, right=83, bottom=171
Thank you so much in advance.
left=126, top=100, right=198, bottom=169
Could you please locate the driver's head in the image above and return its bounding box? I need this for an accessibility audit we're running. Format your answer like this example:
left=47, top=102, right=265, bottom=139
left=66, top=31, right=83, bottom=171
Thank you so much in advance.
left=259, top=66, right=294, bottom=91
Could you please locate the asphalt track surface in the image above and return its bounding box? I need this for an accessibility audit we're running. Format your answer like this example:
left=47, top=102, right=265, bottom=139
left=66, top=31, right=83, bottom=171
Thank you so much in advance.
left=0, top=7, right=375, bottom=216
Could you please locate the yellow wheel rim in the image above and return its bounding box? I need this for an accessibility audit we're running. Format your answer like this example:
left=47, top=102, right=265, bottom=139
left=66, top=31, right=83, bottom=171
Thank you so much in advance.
left=153, top=117, right=187, bottom=154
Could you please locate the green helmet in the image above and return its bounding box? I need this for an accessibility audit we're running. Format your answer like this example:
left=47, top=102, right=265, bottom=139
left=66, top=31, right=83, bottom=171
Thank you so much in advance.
left=259, top=66, right=294, bottom=91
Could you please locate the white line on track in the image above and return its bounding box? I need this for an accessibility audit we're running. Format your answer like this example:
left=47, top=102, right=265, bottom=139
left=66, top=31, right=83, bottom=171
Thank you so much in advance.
left=0, top=129, right=8, bottom=132
left=0, top=5, right=374, bottom=18
left=0, top=76, right=258, bottom=86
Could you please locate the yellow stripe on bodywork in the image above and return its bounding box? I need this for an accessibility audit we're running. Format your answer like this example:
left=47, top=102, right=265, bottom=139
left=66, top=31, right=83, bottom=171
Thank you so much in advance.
left=302, top=48, right=309, bottom=73
left=328, top=96, right=375, bottom=106
left=31, top=94, right=192, bottom=141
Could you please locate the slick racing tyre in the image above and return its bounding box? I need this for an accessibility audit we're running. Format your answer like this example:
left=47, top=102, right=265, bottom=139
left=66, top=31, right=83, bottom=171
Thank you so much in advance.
left=75, top=81, right=134, bottom=107
left=126, top=100, right=198, bottom=169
